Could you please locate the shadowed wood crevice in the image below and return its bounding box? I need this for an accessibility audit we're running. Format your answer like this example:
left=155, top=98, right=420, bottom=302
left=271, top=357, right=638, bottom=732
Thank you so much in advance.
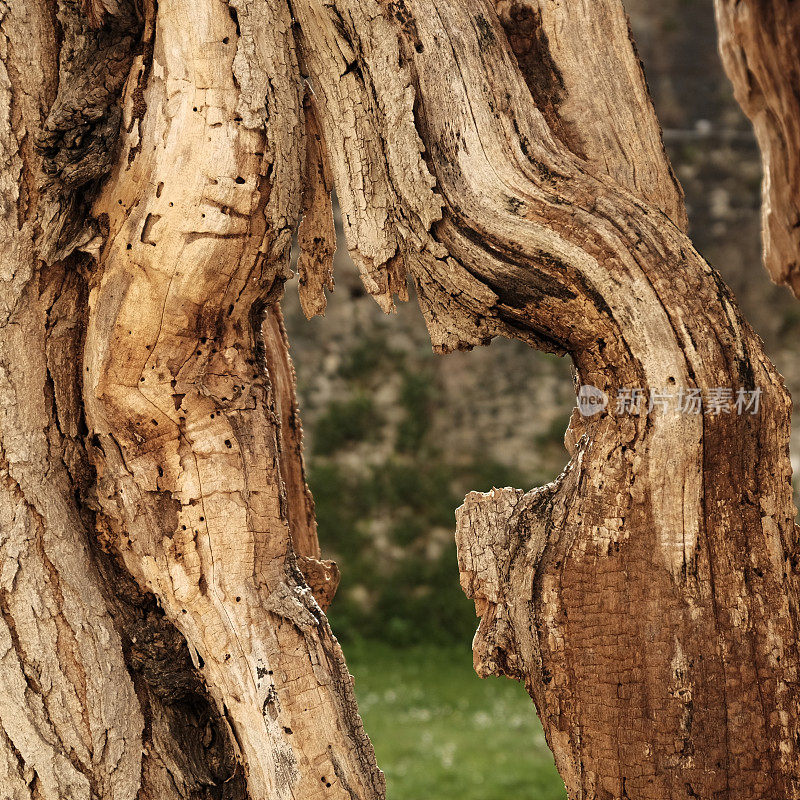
left=34, top=0, right=142, bottom=264
left=92, top=547, right=251, bottom=800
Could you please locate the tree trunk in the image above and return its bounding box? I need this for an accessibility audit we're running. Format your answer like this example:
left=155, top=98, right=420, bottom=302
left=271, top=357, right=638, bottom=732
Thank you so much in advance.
left=0, top=0, right=380, bottom=797
left=1, top=1, right=798, bottom=800
left=294, top=0, right=800, bottom=797
left=714, top=0, right=800, bottom=297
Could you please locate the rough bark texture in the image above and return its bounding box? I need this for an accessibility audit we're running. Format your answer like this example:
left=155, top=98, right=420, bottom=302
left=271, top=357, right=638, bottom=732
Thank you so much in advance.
left=714, top=0, right=800, bottom=297
left=2, top=0, right=799, bottom=798
left=0, top=5, right=148, bottom=798
left=292, top=0, right=800, bottom=797
left=1, top=0, right=377, bottom=796
left=81, top=0, right=381, bottom=795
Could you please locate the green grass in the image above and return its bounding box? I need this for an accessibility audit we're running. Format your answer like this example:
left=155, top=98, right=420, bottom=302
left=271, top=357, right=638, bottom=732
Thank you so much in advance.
left=343, top=641, right=567, bottom=800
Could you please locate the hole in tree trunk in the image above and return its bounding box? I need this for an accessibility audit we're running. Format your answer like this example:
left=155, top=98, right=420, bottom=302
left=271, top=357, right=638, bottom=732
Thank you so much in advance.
left=282, top=200, right=572, bottom=798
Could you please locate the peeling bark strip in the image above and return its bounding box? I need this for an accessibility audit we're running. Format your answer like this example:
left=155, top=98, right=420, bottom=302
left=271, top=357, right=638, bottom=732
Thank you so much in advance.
left=261, top=304, right=340, bottom=608
left=293, top=0, right=800, bottom=797
left=297, top=90, right=336, bottom=320
left=714, top=0, right=800, bottom=298
left=82, top=0, right=382, bottom=796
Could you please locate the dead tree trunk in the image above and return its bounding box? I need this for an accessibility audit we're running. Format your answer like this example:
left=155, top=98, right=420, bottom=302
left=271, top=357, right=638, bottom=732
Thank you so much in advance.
left=1, top=0, right=798, bottom=799
left=0, top=0, right=380, bottom=797
left=715, top=0, right=800, bottom=297
left=293, top=0, right=800, bottom=797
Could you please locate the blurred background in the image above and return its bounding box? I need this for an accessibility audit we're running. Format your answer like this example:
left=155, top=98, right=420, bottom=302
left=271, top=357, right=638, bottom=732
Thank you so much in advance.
left=281, top=2, right=800, bottom=797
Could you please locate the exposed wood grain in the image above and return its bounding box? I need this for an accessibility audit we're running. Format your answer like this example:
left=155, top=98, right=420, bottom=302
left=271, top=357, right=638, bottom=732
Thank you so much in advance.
left=495, top=0, right=687, bottom=232
left=715, top=0, right=800, bottom=297
left=82, top=0, right=381, bottom=795
left=294, top=0, right=800, bottom=796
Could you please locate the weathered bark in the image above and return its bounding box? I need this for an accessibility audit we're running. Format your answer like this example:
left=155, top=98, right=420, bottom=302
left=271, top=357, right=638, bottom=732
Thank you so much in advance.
left=0, top=6, right=149, bottom=798
left=292, top=0, right=800, bottom=797
left=1, top=0, right=376, bottom=797
left=714, top=0, right=800, bottom=297
left=81, top=0, right=381, bottom=796
left=2, top=0, right=799, bottom=798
